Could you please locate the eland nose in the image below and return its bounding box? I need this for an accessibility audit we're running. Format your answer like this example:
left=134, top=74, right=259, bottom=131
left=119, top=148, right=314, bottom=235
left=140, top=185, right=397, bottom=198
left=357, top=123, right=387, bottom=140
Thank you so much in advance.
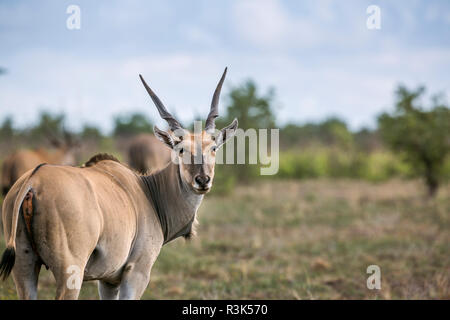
left=195, top=175, right=211, bottom=187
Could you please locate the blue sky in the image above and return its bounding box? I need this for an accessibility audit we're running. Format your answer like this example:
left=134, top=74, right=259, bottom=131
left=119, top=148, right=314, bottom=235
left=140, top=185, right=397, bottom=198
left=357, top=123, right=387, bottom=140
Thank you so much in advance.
left=0, top=0, right=449, bottom=132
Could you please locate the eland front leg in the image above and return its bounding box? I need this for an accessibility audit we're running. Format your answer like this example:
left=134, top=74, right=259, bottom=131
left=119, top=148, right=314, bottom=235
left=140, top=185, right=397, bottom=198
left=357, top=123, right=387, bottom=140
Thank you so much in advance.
left=98, top=280, right=120, bottom=300
left=118, top=262, right=152, bottom=300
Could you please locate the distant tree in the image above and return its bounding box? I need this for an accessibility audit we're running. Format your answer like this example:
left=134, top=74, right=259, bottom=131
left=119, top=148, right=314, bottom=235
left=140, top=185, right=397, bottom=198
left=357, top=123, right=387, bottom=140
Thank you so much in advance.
left=0, top=67, right=6, bottom=75
left=280, top=117, right=353, bottom=149
left=81, top=124, right=103, bottom=141
left=319, top=118, right=353, bottom=148
left=0, top=117, right=14, bottom=140
left=29, top=111, right=66, bottom=145
left=354, top=128, right=381, bottom=152
left=217, top=80, right=276, bottom=130
left=214, top=80, right=276, bottom=183
left=113, top=112, right=153, bottom=137
left=378, top=86, right=450, bottom=197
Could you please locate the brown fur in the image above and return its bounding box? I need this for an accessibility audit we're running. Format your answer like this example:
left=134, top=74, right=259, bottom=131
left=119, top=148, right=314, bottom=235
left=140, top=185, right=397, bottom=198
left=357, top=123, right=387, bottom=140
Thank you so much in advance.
left=128, top=134, right=171, bottom=174
left=1, top=147, right=77, bottom=196
left=83, top=153, right=120, bottom=167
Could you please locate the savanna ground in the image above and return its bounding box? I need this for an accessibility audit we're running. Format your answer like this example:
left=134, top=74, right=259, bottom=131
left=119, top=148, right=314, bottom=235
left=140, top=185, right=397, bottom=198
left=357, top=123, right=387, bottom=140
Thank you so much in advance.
left=0, top=179, right=449, bottom=299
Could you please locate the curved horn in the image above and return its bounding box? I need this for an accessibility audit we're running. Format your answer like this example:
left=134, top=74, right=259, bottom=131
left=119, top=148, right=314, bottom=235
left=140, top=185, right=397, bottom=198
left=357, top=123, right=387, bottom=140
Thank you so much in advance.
left=139, top=74, right=183, bottom=131
left=205, top=67, right=227, bottom=132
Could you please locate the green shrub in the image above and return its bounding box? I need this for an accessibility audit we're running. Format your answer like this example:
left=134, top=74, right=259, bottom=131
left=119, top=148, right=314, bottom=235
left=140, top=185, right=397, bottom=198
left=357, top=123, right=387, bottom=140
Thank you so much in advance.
left=278, top=149, right=328, bottom=179
left=276, top=148, right=413, bottom=182
left=360, top=151, right=411, bottom=182
left=210, top=165, right=238, bottom=196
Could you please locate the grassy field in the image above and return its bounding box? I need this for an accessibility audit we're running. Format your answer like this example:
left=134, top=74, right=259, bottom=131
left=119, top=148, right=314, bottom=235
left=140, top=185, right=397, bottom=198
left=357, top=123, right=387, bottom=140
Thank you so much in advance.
left=0, top=179, right=449, bottom=299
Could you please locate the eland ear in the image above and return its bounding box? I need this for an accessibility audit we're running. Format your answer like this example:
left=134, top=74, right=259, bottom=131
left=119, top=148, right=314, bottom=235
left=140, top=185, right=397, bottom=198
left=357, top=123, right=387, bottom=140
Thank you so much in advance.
left=154, top=125, right=176, bottom=149
left=216, top=118, right=238, bottom=148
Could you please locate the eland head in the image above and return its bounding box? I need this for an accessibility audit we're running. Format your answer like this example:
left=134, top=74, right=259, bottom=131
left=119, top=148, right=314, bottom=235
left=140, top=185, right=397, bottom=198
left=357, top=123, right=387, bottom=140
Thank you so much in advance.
left=139, top=68, right=238, bottom=194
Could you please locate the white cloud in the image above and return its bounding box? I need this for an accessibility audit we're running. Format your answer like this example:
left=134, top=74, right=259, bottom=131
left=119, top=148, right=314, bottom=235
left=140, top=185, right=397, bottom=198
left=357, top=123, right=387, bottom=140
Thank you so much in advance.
left=182, top=25, right=219, bottom=47
left=232, top=0, right=290, bottom=48
left=0, top=49, right=228, bottom=132
left=231, top=0, right=372, bottom=50
left=231, top=0, right=334, bottom=49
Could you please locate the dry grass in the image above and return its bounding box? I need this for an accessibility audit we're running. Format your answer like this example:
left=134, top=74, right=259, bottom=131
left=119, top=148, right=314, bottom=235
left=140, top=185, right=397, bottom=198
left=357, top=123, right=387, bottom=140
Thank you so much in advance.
left=0, top=179, right=449, bottom=299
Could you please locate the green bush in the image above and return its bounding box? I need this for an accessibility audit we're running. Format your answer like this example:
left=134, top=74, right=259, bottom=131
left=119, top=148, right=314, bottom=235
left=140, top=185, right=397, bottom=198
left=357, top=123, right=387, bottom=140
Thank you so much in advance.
left=359, top=151, right=412, bottom=182
left=210, top=165, right=238, bottom=196
left=276, top=148, right=414, bottom=182
left=278, top=149, right=328, bottom=178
